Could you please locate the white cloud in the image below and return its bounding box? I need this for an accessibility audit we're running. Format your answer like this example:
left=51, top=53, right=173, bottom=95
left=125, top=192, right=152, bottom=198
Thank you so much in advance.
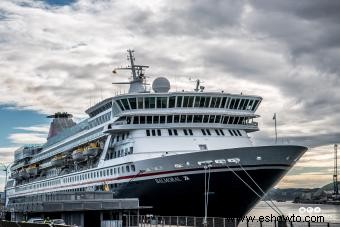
left=8, top=133, right=46, bottom=144
left=15, top=124, right=49, bottom=133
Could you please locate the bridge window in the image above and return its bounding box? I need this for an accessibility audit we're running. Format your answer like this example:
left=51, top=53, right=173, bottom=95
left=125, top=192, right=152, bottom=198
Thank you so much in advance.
left=137, top=97, right=144, bottom=109
left=167, top=115, right=173, bottom=123
left=147, top=116, right=152, bottom=124
left=252, top=100, right=259, bottom=111
left=169, top=96, right=176, bottom=108
left=215, top=115, right=221, bottom=123
left=220, top=97, right=227, bottom=108
left=157, top=97, right=168, bottom=108
left=160, top=116, right=166, bottom=124
left=180, top=115, right=186, bottom=123
left=176, top=96, right=183, bottom=107
left=128, top=98, right=137, bottom=109
left=121, top=99, right=130, bottom=110
left=187, top=115, right=193, bottom=123
left=154, top=116, right=159, bottom=124
left=209, top=115, right=215, bottom=123
left=194, top=96, right=201, bottom=107
left=174, top=115, right=180, bottom=123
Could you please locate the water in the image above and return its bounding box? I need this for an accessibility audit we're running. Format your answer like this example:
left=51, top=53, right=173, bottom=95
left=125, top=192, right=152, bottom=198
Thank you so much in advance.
left=248, top=201, right=340, bottom=223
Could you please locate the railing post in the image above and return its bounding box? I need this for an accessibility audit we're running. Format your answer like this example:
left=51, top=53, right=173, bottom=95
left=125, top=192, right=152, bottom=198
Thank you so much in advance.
left=194, top=217, right=196, bottom=227
left=223, top=218, right=226, bottom=227
left=177, top=216, right=179, bottom=227
left=185, top=217, right=187, bottom=226
left=327, top=223, right=330, bottom=227
left=213, top=218, right=215, bottom=227
left=234, top=218, right=237, bottom=227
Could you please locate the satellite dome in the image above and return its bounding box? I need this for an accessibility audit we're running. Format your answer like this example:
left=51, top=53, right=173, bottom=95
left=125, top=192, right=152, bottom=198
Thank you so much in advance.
left=152, top=77, right=171, bottom=93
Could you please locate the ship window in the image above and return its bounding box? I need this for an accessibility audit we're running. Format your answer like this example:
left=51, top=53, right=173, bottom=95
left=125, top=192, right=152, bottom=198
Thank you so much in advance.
left=180, top=115, right=186, bottom=123
left=202, top=115, right=208, bottom=123
left=107, top=169, right=110, bottom=175
left=128, top=98, right=137, bottom=109
left=174, top=115, right=180, bottom=123
left=188, top=129, right=193, bottom=135
left=202, top=96, right=209, bottom=107
left=210, top=97, right=217, bottom=108
left=247, top=99, right=253, bottom=110
left=235, top=99, right=240, bottom=109
left=126, top=165, right=130, bottom=172
left=125, top=148, right=129, bottom=156
left=100, top=171, right=103, bottom=177
left=215, top=97, right=222, bottom=108
left=243, top=99, right=249, bottom=110
left=97, top=172, right=99, bottom=178
left=131, top=165, right=135, bottom=172
left=117, top=100, right=125, bottom=110
left=215, top=129, right=220, bottom=136
left=220, top=129, right=225, bottom=135
left=198, top=96, right=204, bottom=107
left=157, top=97, right=167, bottom=108
left=239, top=99, right=245, bottom=110
left=147, top=116, right=152, bottom=124
left=121, top=166, right=125, bottom=173
left=220, top=97, right=227, bottom=108
left=154, top=116, right=159, bottom=124
left=201, top=129, right=206, bottom=135
left=252, top=100, right=259, bottom=111
left=206, top=129, right=211, bottom=136
left=194, top=96, right=201, bottom=107
left=173, top=129, right=178, bottom=136
left=137, top=97, right=144, bottom=109
left=169, top=96, right=176, bottom=108
left=168, top=129, right=173, bottom=136
left=103, top=170, right=106, bottom=177
left=183, top=129, right=188, bottom=135
left=122, top=134, right=125, bottom=140
left=176, top=96, right=183, bottom=107
left=187, top=115, right=192, bottom=123
left=167, top=115, right=173, bottom=123
left=144, top=97, right=150, bottom=108
left=160, top=116, right=165, bottom=124
left=228, top=116, right=234, bottom=124
left=140, top=116, right=145, bottom=124
left=117, top=168, right=120, bottom=174
left=152, top=130, right=156, bottom=136
left=229, top=98, right=236, bottom=109
left=129, top=147, right=133, bottom=154
left=188, top=96, right=194, bottom=107
left=209, top=115, right=215, bottom=123
left=121, top=99, right=130, bottom=110
left=215, top=115, right=221, bottom=123
left=157, top=129, right=161, bottom=136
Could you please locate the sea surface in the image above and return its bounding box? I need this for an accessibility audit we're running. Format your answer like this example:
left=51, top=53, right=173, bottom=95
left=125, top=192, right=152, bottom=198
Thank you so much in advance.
left=248, top=201, right=340, bottom=223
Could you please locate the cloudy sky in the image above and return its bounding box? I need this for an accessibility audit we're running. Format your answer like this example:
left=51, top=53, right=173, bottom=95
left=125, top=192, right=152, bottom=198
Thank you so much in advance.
left=0, top=0, right=340, bottom=190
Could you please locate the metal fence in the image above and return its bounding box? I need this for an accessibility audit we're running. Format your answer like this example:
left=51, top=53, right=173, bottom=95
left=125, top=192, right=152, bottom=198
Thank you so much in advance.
left=131, top=216, right=340, bottom=227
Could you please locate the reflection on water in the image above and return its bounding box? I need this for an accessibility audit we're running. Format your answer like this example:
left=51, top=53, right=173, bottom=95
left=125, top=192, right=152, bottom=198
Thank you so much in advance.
left=248, top=201, right=340, bottom=222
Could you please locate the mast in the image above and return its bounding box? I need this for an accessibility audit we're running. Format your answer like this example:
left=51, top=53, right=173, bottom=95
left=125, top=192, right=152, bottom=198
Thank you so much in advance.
left=112, top=50, right=149, bottom=93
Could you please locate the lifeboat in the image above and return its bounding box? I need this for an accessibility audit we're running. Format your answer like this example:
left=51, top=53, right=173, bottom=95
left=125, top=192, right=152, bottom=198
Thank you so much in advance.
left=26, top=164, right=38, bottom=176
left=72, top=147, right=86, bottom=162
left=51, top=154, right=66, bottom=167
left=83, top=142, right=101, bottom=157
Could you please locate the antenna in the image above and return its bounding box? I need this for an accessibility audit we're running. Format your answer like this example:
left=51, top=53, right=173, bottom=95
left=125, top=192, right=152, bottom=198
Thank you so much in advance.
left=189, top=78, right=205, bottom=92
left=112, top=50, right=150, bottom=93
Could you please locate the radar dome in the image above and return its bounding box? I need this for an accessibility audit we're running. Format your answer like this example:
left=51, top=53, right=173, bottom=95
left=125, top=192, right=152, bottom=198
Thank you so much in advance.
left=152, top=77, right=171, bottom=93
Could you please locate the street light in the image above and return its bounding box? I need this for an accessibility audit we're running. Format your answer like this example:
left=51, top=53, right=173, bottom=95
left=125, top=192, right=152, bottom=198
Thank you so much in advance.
left=0, top=163, right=12, bottom=208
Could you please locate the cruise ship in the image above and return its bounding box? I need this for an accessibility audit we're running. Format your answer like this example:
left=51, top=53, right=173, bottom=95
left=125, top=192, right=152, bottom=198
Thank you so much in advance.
left=6, top=50, right=307, bottom=218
